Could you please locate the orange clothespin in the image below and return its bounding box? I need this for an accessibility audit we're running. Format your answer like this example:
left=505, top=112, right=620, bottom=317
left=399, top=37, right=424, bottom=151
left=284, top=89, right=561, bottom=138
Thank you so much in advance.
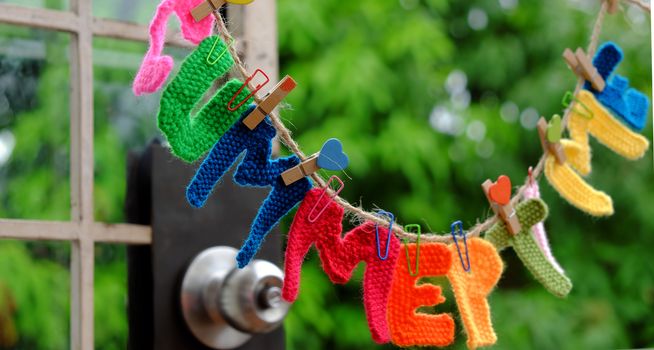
left=562, top=48, right=605, bottom=92
left=482, top=175, right=521, bottom=235
left=242, top=75, right=297, bottom=130
left=191, top=0, right=255, bottom=22
left=537, top=116, right=566, bottom=164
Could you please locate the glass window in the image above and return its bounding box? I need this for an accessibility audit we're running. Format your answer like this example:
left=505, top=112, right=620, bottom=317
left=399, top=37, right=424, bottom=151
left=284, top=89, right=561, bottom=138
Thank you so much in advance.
left=0, top=24, right=70, bottom=221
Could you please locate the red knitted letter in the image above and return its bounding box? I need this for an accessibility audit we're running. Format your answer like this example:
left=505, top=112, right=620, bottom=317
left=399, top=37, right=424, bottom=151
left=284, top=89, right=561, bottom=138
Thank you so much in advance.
left=282, top=189, right=400, bottom=344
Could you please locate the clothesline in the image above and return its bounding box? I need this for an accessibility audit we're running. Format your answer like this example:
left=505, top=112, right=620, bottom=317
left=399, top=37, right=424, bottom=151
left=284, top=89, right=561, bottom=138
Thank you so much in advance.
left=207, top=0, right=627, bottom=243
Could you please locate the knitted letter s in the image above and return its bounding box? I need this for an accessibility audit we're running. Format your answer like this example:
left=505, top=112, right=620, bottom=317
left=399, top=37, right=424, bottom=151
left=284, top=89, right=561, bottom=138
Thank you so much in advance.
left=387, top=243, right=455, bottom=347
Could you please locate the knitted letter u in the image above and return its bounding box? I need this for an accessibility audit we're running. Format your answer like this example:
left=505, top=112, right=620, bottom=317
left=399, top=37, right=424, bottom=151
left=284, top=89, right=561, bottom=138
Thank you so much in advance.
left=186, top=111, right=311, bottom=267
left=282, top=189, right=400, bottom=344
left=157, top=36, right=255, bottom=162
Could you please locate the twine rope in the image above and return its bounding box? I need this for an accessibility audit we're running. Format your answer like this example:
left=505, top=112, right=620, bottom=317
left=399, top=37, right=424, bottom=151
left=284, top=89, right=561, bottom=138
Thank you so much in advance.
left=206, top=0, right=637, bottom=243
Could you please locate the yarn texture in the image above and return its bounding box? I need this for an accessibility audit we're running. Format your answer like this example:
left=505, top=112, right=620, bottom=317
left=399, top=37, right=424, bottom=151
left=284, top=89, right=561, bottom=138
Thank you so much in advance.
left=568, top=90, right=649, bottom=163
left=544, top=153, right=613, bottom=216
left=586, top=42, right=650, bottom=131
left=485, top=199, right=572, bottom=298
left=187, top=111, right=311, bottom=268
left=524, top=181, right=565, bottom=274
left=133, top=0, right=213, bottom=95
left=387, top=242, right=455, bottom=347
left=282, top=188, right=400, bottom=344
left=157, top=36, right=254, bottom=162
left=447, top=238, right=503, bottom=350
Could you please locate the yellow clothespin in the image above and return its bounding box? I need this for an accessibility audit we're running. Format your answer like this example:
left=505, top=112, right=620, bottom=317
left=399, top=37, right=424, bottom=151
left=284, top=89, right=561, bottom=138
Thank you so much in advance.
left=242, top=75, right=297, bottom=130
left=562, top=48, right=605, bottom=92
left=482, top=176, right=521, bottom=235
left=191, top=0, right=255, bottom=22
left=537, top=116, right=567, bottom=165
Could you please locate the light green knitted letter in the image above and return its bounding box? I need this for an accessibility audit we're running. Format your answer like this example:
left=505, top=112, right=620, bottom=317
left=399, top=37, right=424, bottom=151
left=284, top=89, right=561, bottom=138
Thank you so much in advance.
left=485, top=199, right=572, bottom=298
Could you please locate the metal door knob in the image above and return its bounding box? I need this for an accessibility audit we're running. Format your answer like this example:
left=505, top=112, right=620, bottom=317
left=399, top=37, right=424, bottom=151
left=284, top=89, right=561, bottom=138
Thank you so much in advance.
left=181, top=246, right=290, bottom=349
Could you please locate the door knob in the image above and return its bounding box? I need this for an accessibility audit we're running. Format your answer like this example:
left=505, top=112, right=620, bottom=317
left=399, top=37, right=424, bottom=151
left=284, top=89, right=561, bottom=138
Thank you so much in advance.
left=181, top=246, right=290, bottom=349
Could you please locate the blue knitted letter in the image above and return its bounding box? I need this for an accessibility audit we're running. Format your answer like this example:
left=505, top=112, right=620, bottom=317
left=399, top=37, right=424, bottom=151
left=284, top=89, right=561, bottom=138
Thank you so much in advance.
left=585, top=42, right=650, bottom=131
left=186, top=106, right=312, bottom=267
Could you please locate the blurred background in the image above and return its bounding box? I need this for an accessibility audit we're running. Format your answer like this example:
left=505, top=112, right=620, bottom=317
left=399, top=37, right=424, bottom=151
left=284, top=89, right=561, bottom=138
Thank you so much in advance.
left=0, top=0, right=651, bottom=349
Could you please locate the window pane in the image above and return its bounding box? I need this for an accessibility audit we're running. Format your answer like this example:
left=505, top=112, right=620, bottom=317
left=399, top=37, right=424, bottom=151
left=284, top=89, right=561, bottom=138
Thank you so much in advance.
left=94, top=0, right=182, bottom=27
left=0, top=0, right=68, bottom=11
left=94, top=242, right=128, bottom=350
left=0, top=25, right=70, bottom=220
left=0, top=239, right=70, bottom=350
left=93, top=37, right=189, bottom=223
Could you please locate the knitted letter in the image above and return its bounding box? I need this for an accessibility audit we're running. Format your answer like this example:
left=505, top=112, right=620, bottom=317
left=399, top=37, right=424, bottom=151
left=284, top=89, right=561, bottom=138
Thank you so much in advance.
left=447, top=238, right=503, bottom=350
left=544, top=143, right=613, bottom=217
left=523, top=181, right=566, bottom=274
left=387, top=243, right=455, bottom=347
left=586, top=42, right=650, bottom=131
left=187, top=112, right=311, bottom=267
left=568, top=90, right=649, bottom=163
left=282, top=189, right=399, bottom=344
left=485, top=199, right=572, bottom=298
left=133, top=0, right=214, bottom=95
left=157, top=36, right=254, bottom=162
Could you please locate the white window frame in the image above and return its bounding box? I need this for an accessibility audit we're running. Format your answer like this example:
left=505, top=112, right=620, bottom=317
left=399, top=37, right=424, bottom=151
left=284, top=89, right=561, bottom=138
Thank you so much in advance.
left=0, top=1, right=278, bottom=348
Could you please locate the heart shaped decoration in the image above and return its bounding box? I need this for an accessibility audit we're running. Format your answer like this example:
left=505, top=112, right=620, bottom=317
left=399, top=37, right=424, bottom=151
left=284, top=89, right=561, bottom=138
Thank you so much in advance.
left=317, top=138, right=349, bottom=171
left=489, top=175, right=511, bottom=206
left=546, top=115, right=562, bottom=143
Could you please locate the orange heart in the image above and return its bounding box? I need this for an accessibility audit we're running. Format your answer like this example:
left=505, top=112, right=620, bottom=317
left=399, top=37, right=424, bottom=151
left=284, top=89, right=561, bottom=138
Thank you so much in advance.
left=489, top=175, right=511, bottom=206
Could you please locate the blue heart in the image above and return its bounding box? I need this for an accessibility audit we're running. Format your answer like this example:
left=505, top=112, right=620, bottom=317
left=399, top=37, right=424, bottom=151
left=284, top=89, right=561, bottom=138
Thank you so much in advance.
left=317, top=138, right=349, bottom=171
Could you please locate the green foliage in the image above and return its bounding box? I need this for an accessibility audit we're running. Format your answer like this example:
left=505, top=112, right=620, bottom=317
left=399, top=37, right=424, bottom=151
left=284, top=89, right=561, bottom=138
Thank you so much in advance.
left=278, top=0, right=653, bottom=349
left=0, top=0, right=650, bottom=349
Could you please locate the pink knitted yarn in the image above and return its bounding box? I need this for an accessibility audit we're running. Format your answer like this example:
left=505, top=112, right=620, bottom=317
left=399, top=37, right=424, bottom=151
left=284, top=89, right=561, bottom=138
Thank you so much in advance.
left=283, top=189, right=400, bottom=344
left=524, top=181, right=565, bottom=274
left=133, top=0, right=213, bottom=96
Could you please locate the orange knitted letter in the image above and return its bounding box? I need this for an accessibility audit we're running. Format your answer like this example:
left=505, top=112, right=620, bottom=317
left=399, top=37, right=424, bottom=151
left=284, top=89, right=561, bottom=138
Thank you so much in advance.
left=447, top=238, right=503, bottom=350
left=387, top=243, right=454, bottom=347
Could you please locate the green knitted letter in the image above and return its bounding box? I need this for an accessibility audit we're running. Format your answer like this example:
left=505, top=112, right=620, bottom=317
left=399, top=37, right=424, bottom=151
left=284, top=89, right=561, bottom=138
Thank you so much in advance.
left=485, top=199, right=573, bottom=298
left=157, top=36, right=254, bottom=163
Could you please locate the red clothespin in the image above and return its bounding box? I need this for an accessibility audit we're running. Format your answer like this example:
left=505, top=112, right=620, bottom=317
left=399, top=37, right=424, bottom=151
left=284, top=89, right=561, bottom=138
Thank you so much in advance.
left=227, top=69, right=270, bottom=112
left=537, top=116, right=566, bottom=164
left=482, top=175, right=521, bottom=235
left=562, top=47, right=605, bottom=92
left=242, top=75, right=297, bottom=130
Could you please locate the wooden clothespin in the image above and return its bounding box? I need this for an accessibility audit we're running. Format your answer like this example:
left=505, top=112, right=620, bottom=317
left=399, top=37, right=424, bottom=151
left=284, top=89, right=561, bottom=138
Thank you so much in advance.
left=537, top=116, right=566, bottom=164
left=281, top=138, right=349, bottom=186
left=482, top=176, right=521, bottom=235
left=562, top=48, right=605, bottom=92
left=281, top=155, right=320, bottom=185
left=243, top=75, right=297, bottom=130
left=191, top=0, right=254, bottom=22
left=607, top=0, right=619, bottom=14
